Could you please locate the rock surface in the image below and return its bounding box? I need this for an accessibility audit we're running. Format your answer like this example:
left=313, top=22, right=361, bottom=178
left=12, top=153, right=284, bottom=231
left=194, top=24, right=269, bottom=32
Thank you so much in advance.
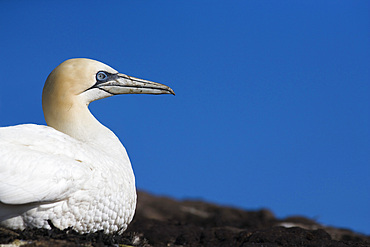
left=0, top=191, right=369, bottom=246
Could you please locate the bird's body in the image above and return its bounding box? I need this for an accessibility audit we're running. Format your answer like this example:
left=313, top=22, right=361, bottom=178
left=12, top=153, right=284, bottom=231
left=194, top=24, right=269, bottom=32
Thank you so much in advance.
left=0, top=58, right=174, bottom=234
left=0, top=124, right=135, bottom=234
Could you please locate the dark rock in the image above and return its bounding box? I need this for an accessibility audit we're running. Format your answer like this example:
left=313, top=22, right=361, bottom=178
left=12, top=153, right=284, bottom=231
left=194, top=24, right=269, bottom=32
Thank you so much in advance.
left=0, top=190, right=369, bottom=246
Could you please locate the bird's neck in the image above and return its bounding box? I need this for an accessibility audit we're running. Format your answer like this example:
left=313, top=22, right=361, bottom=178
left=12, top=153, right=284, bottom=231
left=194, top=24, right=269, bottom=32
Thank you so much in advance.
left=45, top=103, right=125, bottom=159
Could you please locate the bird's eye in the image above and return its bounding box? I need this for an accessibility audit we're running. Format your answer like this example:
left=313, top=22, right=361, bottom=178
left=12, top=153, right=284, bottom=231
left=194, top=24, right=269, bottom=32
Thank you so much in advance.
left=96, top=71, right=108, bottom=81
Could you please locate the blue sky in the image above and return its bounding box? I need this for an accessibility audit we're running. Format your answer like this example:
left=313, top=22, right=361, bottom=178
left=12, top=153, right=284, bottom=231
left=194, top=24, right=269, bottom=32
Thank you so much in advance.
left=0, top=1, right=369, bottom=234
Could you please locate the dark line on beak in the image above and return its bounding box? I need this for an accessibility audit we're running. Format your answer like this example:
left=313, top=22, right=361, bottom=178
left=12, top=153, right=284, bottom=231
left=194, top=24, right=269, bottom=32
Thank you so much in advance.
left=96, top=87, right=115, bottom=95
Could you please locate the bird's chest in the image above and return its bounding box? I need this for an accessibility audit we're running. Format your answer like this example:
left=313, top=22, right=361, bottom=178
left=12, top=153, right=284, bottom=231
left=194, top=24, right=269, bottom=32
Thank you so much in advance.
left=49, top=165, right=136, bottom=233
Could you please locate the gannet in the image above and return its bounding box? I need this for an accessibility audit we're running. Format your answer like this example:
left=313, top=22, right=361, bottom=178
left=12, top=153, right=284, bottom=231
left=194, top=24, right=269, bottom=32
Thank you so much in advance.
left=0, top=58, right=174, bottom=234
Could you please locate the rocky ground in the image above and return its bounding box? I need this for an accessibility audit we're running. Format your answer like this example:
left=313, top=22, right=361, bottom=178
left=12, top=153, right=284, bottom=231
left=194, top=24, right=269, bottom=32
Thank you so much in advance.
left=0, top=191, right=369, bottom=246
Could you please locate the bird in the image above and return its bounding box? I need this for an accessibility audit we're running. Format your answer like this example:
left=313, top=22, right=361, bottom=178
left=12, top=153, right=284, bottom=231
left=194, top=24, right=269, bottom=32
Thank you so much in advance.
left=0, top=58, right=175, bottom=234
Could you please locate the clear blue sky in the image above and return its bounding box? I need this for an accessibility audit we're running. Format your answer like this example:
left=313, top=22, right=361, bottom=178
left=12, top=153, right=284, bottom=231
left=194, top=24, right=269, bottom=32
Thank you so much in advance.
left=0, top=1, right=369, bottom=235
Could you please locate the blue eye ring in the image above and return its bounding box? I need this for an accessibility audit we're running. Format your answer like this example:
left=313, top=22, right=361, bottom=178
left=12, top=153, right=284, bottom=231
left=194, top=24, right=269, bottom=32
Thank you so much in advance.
left=96, top=71, right=108, bottom=81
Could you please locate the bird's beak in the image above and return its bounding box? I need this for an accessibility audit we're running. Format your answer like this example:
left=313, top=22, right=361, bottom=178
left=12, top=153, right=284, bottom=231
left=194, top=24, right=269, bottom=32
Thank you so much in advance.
left=95, top=73, right=175, bottom=96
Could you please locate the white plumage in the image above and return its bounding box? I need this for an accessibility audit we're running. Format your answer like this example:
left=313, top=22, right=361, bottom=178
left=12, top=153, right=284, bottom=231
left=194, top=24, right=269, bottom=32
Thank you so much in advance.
left=0, top=58, right=174, bottom=234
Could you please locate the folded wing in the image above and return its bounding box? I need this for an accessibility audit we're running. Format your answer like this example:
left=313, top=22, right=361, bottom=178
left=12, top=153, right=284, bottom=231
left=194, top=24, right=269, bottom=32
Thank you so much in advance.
left=0, top=124, right=92, bottom=205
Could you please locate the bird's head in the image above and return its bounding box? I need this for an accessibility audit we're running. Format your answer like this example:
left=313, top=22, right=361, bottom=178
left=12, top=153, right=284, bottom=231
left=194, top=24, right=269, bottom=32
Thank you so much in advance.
left=43, top=58, right=174, bottom=104
left=42, top=58, right=174, bottom=131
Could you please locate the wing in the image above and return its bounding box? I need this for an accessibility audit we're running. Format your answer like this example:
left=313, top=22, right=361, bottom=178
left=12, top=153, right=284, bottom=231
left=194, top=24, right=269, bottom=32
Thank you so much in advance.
left=0, top=124, right=92, bottom=205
